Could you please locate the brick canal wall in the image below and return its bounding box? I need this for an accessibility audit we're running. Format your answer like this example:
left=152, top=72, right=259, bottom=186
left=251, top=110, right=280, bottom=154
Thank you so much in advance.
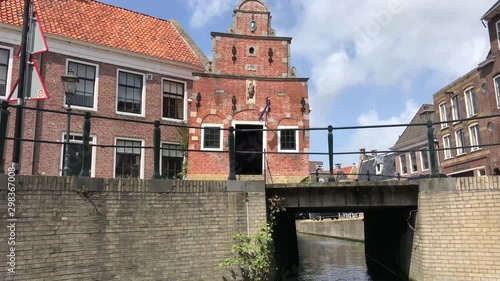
left=295, top=219, right=364, bottom=242
left=0, top=176, right=267, bottom=281
left=410, top=177, right=500, bottom=281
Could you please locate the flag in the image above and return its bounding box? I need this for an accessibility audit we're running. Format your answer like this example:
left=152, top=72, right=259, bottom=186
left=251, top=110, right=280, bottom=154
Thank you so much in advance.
left=258, top=97, right=271, bottom=121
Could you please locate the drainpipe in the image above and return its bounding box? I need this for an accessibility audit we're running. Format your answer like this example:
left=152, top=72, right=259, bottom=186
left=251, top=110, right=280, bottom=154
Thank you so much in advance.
left=31, top=52, right=43, bottom=174
left=246, top=194, right=250, bottom=235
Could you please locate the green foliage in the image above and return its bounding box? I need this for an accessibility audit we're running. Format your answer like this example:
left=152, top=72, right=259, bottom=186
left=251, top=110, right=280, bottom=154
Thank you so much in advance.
left=176, top=126, right=189, bottom=179
left=220, top=195, right=285, bottom=281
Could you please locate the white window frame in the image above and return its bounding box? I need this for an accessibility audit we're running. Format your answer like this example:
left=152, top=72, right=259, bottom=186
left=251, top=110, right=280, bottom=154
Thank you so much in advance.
left=160, top=141, right=185, bottom=179
left=496, top=20, right=500, bottom=51
left=494, top=74, right=500, bottom=109
left=0, top=45, right=14, bottom=100
left=450, top=95, right=460, bottom=123
left=409, top=151, right=418, bottom=174
left=113, top=137, right=145, bottom=179
left=464, top=87, right=477, bottom=117
left=59, top=132, right=97, bottom=177
left=201, top=124, right=224, bottom=151
left=439, top=102, right=448, bottom=129
left=469, top=123, right=481, bottom=152
left=399, top=154, right=408, bottom=175
left=420, top=148, right=429, bottom=171
left=375, top=163, right=383, bottom=175
left=277, top=126, right=299, bottom=153
left=161, top=77, right=187, bottom=123
left=443, top=134, right=452, bottom=159
left=455, top=129, right=466, bottom=156
left=64, top=58, right=99, bottom=111
left=115, top=69, right=146, bottom=117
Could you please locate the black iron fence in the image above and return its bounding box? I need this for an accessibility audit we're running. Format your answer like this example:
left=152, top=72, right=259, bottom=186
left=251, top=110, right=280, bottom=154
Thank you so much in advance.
left=1, top=101, right=499, bottom=180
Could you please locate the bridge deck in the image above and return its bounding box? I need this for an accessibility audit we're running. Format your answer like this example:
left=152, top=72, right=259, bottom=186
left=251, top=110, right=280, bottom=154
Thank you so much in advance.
left=266, top=181, right=419, bottom=209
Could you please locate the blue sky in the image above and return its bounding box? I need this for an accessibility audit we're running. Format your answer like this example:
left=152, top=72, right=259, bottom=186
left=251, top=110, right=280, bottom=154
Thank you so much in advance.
left=102, top=0, right=493, bottom=168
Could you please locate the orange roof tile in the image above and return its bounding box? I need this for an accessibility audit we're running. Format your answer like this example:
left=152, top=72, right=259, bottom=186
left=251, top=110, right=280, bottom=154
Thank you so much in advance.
left=0, top=0, right=204, bottom=67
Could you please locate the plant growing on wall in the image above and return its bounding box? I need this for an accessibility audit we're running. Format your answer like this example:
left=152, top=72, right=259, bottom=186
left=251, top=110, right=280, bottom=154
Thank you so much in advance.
left=220, top=195, right=285, bottom=281
left=176, top=126, right=189, bottom=179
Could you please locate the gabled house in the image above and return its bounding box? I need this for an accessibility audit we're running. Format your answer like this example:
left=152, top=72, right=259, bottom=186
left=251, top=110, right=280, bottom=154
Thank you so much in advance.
left=357, top=149, right=398, bottom=181
left=187, top=0, right=310, bottom=183
left=390, top=104, right=437, bottom=179
left=0, top=0, right=206, bottom=178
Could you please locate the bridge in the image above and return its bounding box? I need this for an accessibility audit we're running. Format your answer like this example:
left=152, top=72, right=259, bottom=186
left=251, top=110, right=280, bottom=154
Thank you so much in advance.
left=1, top=175, right=499, bottom=281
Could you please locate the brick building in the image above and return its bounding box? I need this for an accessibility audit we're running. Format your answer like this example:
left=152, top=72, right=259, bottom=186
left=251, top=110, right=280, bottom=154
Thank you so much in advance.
left=186, top=0, right=310, bottom=183
left=432, top=0, right=500, bottom=177
left=0, top=0, right=207, bottom=178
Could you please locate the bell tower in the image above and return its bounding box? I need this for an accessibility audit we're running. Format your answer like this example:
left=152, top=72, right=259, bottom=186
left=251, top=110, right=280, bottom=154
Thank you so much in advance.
left=228, top=0, right=275, bottom=36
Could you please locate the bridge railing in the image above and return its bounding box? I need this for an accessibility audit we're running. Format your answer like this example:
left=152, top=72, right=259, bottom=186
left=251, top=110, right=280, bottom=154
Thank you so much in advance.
left=1, top=101, right=500, bottom=180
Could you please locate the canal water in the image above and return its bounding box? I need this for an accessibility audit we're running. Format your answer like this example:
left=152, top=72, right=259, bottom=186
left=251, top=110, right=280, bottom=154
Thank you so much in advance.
left=294, top=233, right=403, bottom=281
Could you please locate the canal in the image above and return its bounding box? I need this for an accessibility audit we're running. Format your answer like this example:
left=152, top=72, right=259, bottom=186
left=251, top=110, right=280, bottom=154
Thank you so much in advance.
left=294, top=233, right=403, bottom=281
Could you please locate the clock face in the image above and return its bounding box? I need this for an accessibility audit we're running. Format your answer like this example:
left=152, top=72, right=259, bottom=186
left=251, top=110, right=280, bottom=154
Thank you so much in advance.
left=249, top=20, right=257, bottom=32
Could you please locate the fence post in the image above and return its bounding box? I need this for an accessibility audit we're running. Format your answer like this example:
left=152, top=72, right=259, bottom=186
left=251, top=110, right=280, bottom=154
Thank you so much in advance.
left=228, top=126, right=236, bottom=180
left=367, top=171, right=371, bottom=181
left=80, top=112, right=91, bottom=177
left=0, top=101, right=10, bottom=174
left=153, top=121, right=161, bottom=179
left=328, top=125, right=334, bottom=182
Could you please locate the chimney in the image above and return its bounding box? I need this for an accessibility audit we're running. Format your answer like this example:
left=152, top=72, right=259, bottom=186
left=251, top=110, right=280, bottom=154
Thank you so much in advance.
left=335, top=163, right=342, bottom=170
left=359, top=148, right=367, bottom=161
left=371, top=150, right=377, bottom=157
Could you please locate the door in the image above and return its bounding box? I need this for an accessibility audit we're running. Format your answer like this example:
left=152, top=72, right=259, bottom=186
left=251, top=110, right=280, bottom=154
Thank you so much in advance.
left=235, top=124, right=263, bottom=175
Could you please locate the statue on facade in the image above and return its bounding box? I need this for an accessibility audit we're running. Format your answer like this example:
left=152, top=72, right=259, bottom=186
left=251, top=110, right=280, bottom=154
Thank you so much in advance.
left=248, top=81, right=255, bottom=100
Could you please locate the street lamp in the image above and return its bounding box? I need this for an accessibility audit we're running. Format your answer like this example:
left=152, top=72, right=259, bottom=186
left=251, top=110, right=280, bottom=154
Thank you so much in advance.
left=419, top=105, right=439, bottom=178
left=61, top=73, right=79, bottom=176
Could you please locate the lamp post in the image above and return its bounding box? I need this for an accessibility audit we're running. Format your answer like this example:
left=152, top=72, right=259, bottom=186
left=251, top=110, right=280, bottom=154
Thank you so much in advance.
left=61, top=73, right=79, bottom=176
left=419, top=105, right=439, bottom=178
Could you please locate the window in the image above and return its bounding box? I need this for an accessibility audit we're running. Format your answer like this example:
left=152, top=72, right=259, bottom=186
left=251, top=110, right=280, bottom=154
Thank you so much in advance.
left=400, top=154, right=407, bottom=175
left=60, top=134, right=95, bottom=176
left=494, top=75, right=500, bottom=108
left=201, top=124, right=223, bottom=151
left=420, top=148, right=429, bottom=171
left=117, top=70, right=144, bottom=115
left=278, top=126, right=299, bottom=152
left=496, top=20, right=500, bottom=51
left=0, top=47, right=11, bottom=97
left=115, top=139, right=143, bottom=178
left=161, top=143, right=184, bottom=179
left=376, top=163, right=383, bottom=175
left=464, top=88, right=477, bottom=117
left=455, top=129, right=466, bottom=155
left=451, top=95, right=461, bottom=122
left=469, top=124, right=481, bottom=151
left=410, top=151, right=418, bottom=173
left=439, top=102, right=448, bottom=129
left=478, top=169, right=486, bottom=177
left=443, top=135, right=452, bottom=159
left=162, top=79, right=185, bottom=120
left=66, top=60, right=97, bottom=109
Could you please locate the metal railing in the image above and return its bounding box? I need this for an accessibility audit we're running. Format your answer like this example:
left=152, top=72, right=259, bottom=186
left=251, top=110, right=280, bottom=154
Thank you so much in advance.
left=0, top=101, right=499, bottom=180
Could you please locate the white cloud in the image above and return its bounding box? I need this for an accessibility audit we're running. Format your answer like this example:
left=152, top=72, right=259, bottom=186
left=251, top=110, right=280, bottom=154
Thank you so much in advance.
left=350, top=99, right=419, bottom=151
left=279, top=0, right=491, bottom=105
left=187, top=0, right=233, bottom=28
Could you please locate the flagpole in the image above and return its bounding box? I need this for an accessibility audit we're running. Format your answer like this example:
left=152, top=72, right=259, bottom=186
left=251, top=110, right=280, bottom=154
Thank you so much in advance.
left=12, top=0, right=32, bottom=174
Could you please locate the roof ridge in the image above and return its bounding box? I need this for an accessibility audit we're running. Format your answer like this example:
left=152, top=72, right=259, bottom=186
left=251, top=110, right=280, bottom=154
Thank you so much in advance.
left=89, top=0, right=172, bottom=24
left=170, top=19, right=208, bottom=67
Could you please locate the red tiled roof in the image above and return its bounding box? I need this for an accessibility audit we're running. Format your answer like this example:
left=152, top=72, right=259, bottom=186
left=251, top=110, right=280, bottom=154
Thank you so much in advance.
left=0, top=0, right=204, bottom=67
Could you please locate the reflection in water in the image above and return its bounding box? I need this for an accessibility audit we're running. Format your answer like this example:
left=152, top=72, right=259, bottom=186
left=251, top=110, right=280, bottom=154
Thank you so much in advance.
left=296, top=233, right=402, bottom=281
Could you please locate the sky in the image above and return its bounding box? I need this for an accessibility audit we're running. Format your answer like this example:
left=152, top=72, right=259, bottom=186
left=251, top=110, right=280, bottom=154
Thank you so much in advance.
left=102, top=0, right=493, bottom=169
